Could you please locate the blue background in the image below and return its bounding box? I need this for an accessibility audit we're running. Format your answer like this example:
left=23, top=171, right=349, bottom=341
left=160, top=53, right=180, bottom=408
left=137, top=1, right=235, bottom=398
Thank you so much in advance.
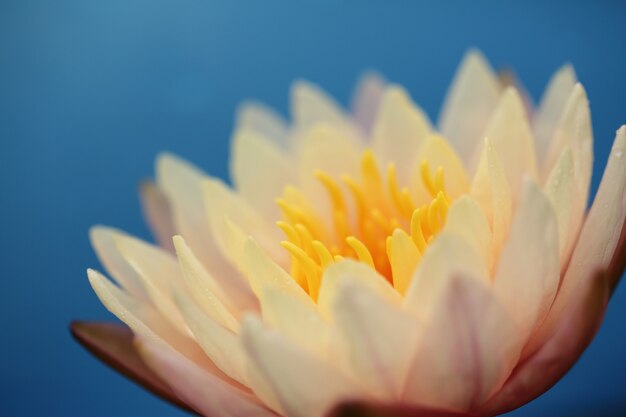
left=1, top=1, right=625, bottom=416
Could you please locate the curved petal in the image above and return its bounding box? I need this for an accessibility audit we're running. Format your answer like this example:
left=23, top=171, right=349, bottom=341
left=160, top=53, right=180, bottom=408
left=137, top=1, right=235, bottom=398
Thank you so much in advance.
left=371, top=85, right=431, bottom=183
left=404, top=274, right=520, bottom=412
left=241, top=315, right=368, bottom=417
left=137, top=338, right=276, bottom=417
left=139, top=181, right=176, bottom=253
left=492, top=179, right=560, bottom=341
left=350, top=72, right=387, bottom=134
left=438, top=50, right=501, bottom=169
left=70, top=321, right=197, bottom=415
left=327, top=401, right=473, bottom=417
left=230, top=128, right=296, bottom=222
left=235, top=100, right=289, bottom=149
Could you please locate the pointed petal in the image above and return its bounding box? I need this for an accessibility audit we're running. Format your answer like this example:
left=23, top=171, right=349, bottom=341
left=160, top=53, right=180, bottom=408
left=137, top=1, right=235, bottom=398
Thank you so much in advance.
left=482, top=87, right=539, bottom=196
left=318, top=259, right=401, bottom=319
left=388, top=229, right=421, bottom=295
left=331, top=282, right=421, bottom=399
left=493, top=180, right=560, bottom=341
left=534, top=64, right=577, bottom=163
left=403, top=232, right=488, bottom=321
left=139, top=181, right=176, bottom=253
left=404, top=274, right=520, bottom=411
left=235, top=100, right=289, bottom=149
left=543, top=147, right=576, bottom=266
left=173, top=236, right=240, bottom=332
left=241, top=315, right=367, bottom=417
left=350, top=72, right=387, bottom=134
left=70, top=321, right=196, bottom=415
left=470, top=138, right=513, bottom=252
left=291, top=80, right=353, bottom=134
left=371, top=86, right=431, bottom=183
left=525, top=126, right=626, bottom=357
left=443, top=196, right=493, bottom=272
left=137, top=338, right=276, bottom=417
left=230, top=128, right=296, bottom=221
left=438, top=50, right=501, bottom=167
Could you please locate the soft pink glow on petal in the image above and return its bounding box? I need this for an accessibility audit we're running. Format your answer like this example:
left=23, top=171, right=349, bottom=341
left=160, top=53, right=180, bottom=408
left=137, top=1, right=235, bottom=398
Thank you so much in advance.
left=139, top=181, right=176, bottom=253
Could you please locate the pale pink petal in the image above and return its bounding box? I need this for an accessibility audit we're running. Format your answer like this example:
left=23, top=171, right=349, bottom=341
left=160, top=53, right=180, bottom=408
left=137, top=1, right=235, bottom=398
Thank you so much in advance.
left=241, top=315, right=368, bottom=417
left=350, top=71, right=387, bottom=134
left=438, top=50, right=501, bottom=169
left=230, top=128, right=296, bottom=222
left=137, top=338, right=276, bottom=417
left=139, top=181, right=176, bottom=253
left=330, top=281, right=421, bottom=400
left=404, top=274, right=520, bottom=412
left=492, top=179, right=560, bottom=341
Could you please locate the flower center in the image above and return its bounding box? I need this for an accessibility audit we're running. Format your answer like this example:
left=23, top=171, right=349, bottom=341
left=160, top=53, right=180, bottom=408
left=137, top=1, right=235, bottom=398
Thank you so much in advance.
left=276, top=149, right=450, bottom=300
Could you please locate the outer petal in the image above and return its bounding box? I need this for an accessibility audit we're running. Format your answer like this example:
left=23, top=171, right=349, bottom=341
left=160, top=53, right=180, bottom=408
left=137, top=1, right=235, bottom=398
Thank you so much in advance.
left=330, top=281, right=421, bottom=400
left=350, top=72, right=387, bottom=134
left=139, top=181, right=176, bottom=253
left=371, top=86, right=431, bottom=183
left=230, top=128, right=296, bottom=221
left=404, top=232, right=489, bottom=321
left=438, top=50, right=501, bottom=168
left=482, top=87, right=539, bottom=196
left=525, top=126, right=626, bottom=357
left=328, top=402, right=473, bottom=417
left=533, top=64, right=577, bottom=163
left=235, top=100, right=289, bottom=149
left=137, top=338, right=276, bottom=417
left=492, top=179, right=560, bottom=341
left=241, top=315, right=367, bottom=417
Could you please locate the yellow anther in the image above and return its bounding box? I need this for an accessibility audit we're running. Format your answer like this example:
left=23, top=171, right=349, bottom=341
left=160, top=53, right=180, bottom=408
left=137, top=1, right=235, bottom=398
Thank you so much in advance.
left=371, top=209, right=392, bottom=232
left=281, top=241, right=322, bottom=299
left=346, top=236, right=375, bottom=268
left=334, top=255, right=344, bottom=262
left=342, top=175, right=366, bottom=222
left=315, top=170, right=346, bottom=213
left=420, top=161, right=436, bottom=196
left=427, top=200, right=441, bottom=232
left=410, top=208, right=428, bottom=252
left=435, top=166, right=445, bottom=195
left=294, top=223, right=315, bottom=255
left=312, top=240, right=334, bottom=268
left=276, top=221, right=301, bottom=245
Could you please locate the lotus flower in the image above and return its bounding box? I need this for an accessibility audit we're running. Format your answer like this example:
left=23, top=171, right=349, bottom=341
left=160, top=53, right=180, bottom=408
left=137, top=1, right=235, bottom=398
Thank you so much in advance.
left=72, top=50, right=626, bottom=417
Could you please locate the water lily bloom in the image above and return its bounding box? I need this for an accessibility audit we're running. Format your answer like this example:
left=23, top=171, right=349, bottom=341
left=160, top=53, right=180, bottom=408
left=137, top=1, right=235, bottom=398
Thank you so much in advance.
left=74, top=50, right=626, bottom=417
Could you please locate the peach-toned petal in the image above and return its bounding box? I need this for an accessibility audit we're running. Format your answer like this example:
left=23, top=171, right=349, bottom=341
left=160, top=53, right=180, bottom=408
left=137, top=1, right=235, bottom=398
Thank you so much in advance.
left=404, top=232, right=489, bottom=321
left=543, top=147, right=575, bottom=267
left=470, top=138, right=512, bottom=252
left=525, top=126, right=626, bottom=357
left=318, top=260, right=401, bottom=319
left=235, top=101, right=289, bottom=149
left=241, top=315, right=368, bottom=417
left=350, top=72, right=387, bottom=134
left=137, top=338, right=276, bottom=417
left=331, top=281, right=421, bottom=400
left=328, top=401, right=474, bottom=417
left=533, top=64, right=577, bottom=164
left=139, top=181, right=176, bottom=253
left=388, top=229, right=421, bottom=295
left=438, top=50, right=501, bottom=169
left=230, top=128, right=296, bottom=222
left=492, top=180, right=560, bottom=341
left=443, top=195, right=493, bottom=272
left=371, top=86, right=431, bottom=183
left=404, top=274, right=520, bottom=411
left=90, top=226, right=148, bottom=301
left=173, top=236, right=241, bottom=332
left=482, top=87, right=539, bottom=197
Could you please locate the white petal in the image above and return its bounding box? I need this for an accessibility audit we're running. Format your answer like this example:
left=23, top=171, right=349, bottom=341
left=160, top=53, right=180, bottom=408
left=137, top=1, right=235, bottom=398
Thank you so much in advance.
left=470, top=138, right=513, bottom=252
left=331, top=281, right=421, bottom=399
left=533, top=64, right=577, bottom=164
left=241, top=315, right=367, bottom=417
left=482, top=87, right=539, bottom=196
left=291, top=80, right=355, bottom=135
left=403, top=232, right=489, bottom=321
left=526, top=126, right=626, bottom=356
left=438, top=50, right=501, bottom=168
left=137, top=339, right=275, bottom=417
left=230, top=128, right=296, bottom=222
left=443, top=195, right=494, bottom=272
left=318, top=259, right=401, bottom=319
left=371, top=85, right=431, bottom=183
left=492, top=179, right=560, bottom=341
left=173, top=236, right=241, bottom=332
left=404, top=274, right=520, bottom=411
left=235, top=100, right=289, bottom=149
left=139, top=181, right=175, bottom=253
left=350, top=72, right=387, bottom=134
left=543, top=147, right=576, bottom=266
